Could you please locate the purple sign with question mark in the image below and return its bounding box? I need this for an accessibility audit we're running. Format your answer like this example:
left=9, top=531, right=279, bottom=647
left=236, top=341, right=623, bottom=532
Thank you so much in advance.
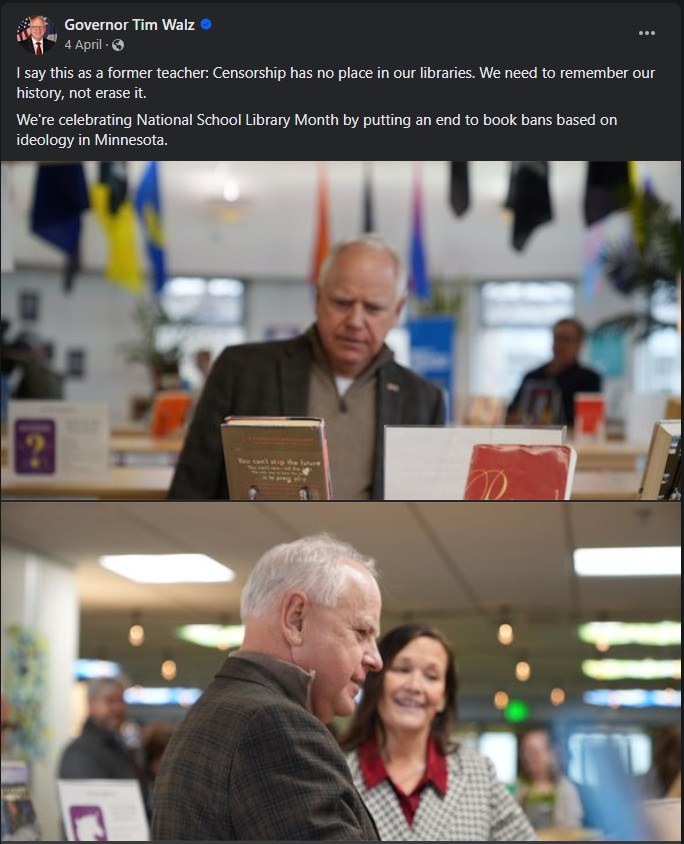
left=14, top=419, right=56, bottom=474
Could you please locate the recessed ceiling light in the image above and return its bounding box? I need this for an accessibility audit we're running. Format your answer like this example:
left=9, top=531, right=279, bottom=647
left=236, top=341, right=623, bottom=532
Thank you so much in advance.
left=582, top=659, right=681, bottom=680
left=578, top=621, right=681, bottom=647
left=573, top=547, right=680, bottom=577
left=176, top=624, right=245, bottom=649
left=99, top=555, right=235, bottom=584
left=584, top=689, right=681, bottom=708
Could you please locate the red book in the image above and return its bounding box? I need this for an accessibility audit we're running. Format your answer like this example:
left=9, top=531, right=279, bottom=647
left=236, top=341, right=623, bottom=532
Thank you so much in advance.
left=463, top=444, right=576, bottom=500
left=574, top=393, right=606, bottom=441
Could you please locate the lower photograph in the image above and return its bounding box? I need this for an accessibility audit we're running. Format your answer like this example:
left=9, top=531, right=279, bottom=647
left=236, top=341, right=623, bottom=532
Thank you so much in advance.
left=1, top=501, right=680, bottom=842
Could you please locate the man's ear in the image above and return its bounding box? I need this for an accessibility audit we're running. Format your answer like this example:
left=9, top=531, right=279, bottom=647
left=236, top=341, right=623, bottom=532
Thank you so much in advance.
left=281, top=591, right=309, bottom=646
left=392, top=293, right=408, bottom=326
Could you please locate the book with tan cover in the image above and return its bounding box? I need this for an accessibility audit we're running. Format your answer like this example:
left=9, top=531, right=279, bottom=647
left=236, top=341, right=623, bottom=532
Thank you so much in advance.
left=221, top=417, right=332, bottom=500
left=638, top=420, right=681, bottom=500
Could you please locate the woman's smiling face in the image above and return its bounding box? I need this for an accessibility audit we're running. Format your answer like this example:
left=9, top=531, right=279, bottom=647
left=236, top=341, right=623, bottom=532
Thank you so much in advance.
left=377, top=636, right=448, bottom=735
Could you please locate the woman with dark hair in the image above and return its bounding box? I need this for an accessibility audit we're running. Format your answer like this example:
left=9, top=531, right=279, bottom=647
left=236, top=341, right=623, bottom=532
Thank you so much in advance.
left=641, top=726, right=681, bottom=799
left=515, top=728, right=583, bottom=830
left=340, top=623, right=534, bottom=841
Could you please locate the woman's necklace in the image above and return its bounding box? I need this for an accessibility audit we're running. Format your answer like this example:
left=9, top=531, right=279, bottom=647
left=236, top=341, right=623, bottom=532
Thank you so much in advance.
left=385, top=757, right=427, bottom=790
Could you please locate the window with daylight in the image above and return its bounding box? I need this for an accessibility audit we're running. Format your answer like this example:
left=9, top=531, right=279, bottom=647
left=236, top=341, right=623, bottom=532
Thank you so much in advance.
left=157, top=277, right=246, bottom=389
left=567, top=730, right=652, bottom=786
left=635, top=286, right=681, bottom=395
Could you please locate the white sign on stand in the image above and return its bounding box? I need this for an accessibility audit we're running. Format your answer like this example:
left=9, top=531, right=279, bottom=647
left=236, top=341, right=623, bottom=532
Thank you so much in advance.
left=57, top=780, right=149, bottom=842
left=384, top=425, right=566, bottom=500
left=6, top=401, right=109, bottom=483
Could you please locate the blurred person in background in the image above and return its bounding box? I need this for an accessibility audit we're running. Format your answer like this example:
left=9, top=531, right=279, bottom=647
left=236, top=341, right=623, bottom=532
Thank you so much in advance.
left=141, top=721, right=177, bottom=783
left=506, top=317, right=601, bottom=426
left=1, top=326, right=64, bottom=400
left=58, top=679, right=148, bottom=809
left=341, top=623, right=534, bottom=841
left=639, top=726, right=681, bottom=799
left=194, top=348, right=213, bottom=384
left=141, top=721, right=177, bottom=816
left=515, top=727, right=584, bottom=831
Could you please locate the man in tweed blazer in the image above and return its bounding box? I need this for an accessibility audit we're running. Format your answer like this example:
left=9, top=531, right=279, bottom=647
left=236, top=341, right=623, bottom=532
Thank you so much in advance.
left=152, top=535, right=383, bottom=841
left=168, top=235, right=445, bottom=501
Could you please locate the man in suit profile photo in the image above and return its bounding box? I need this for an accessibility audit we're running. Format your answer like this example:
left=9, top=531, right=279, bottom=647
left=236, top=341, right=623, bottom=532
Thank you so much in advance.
left=152, top=534, right=383, bottom=841
left=18, top=15, right=55, bottom=54
left=169, top=234, right=446, bottom=501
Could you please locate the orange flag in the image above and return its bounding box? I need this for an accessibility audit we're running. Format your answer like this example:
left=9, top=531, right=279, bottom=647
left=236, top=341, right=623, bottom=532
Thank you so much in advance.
left=310, top=162, right=330, bottom=284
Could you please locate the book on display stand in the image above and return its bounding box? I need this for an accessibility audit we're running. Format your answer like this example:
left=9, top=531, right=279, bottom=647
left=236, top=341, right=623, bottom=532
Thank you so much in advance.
left=221, top=416, right=333, bottom=500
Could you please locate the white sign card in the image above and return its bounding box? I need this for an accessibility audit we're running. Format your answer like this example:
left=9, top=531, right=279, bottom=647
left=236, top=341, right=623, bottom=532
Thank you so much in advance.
left=6, top=401, right=109, bottom=483
left=384, top=425, right=566, bottom=500
left=57, top=779, right=149, bottom=842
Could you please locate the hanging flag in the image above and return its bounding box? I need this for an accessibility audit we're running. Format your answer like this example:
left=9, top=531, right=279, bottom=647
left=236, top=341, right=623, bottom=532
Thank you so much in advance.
left=449, top=162, right=469, bottom=216
left=135, top=161, right=166, bottom=295
left=310, top=162, right=330, bottom=284
left=91, top=162, right=143, bottom=294
left=409, top=164, right=430, bottom=300
left=31, top=164, right=89, bottom=292
left=362, top=162, right=374, bottom=233
left=504, top=161, right=552, bottom=251
left=584, top=162, right=631, bottom=226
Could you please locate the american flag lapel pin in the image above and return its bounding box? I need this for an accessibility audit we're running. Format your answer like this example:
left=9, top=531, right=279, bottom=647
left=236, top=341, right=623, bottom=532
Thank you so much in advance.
left=386, top=382, right=400, bottom=393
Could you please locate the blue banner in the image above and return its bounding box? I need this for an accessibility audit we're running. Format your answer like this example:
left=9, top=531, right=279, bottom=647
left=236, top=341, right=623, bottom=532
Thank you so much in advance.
left=408, top=315, right=455, bottom=422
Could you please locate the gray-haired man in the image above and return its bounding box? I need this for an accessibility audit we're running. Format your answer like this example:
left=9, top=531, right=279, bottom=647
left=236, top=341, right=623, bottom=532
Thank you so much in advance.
left=152, top=534, right=383, bottom=841
left=168, top=234, right=446, bottom=501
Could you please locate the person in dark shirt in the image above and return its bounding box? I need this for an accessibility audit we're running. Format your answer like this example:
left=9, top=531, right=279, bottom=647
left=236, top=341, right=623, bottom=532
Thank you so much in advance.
left=506, top=318, right=601, bottom=426
left=58, top=679, right=148, bottom=809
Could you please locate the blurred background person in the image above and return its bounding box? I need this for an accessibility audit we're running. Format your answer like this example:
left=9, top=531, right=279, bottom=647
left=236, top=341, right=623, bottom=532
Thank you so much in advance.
left=194, top=347, right=213, bottom=385
left=340, top=623, right=534, bottom=841
left=1, top=321, right=64, bottom=401
left=639, top=726, right=681, bottom=799
left=515, top=727, right=584, bottom=831
left=58, top=679, right=149, bottom=810
left=506, top=317, right=601, bottom=426
left=140, top=721, right=176, bottom=815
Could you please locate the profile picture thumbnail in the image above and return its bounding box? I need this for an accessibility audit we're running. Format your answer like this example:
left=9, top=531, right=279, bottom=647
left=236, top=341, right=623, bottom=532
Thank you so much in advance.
left=17, top=15, right=57, bottom=54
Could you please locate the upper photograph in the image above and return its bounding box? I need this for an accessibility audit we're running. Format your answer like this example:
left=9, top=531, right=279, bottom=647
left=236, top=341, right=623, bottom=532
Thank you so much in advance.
left=1, top=160, right=681, bottom=500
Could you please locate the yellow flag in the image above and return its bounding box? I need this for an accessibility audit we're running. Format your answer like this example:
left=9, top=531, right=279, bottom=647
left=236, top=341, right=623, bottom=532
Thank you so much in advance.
left=91, top=181, right=144, bottom=294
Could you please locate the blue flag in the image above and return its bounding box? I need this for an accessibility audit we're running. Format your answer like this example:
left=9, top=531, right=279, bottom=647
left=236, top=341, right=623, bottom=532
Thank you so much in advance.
left=409, top=166, right=430, bottom=300
left=135, top=161, right=166, bottom=295
left=31, top=164, right=89, bottom=255
left=31, top=164, right=89, bottom=291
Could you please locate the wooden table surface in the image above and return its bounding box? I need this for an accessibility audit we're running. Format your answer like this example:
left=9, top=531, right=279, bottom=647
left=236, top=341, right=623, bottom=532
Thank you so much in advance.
left=573, top=440, right=649, bottom=471
left=1, top=466, right=174, bottom=500
left=2, top=468, right=643, bottom=501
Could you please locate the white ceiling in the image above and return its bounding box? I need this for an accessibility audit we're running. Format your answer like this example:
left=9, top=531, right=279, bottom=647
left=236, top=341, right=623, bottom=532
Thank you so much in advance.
left=1, top=501, right=680, bottom=720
